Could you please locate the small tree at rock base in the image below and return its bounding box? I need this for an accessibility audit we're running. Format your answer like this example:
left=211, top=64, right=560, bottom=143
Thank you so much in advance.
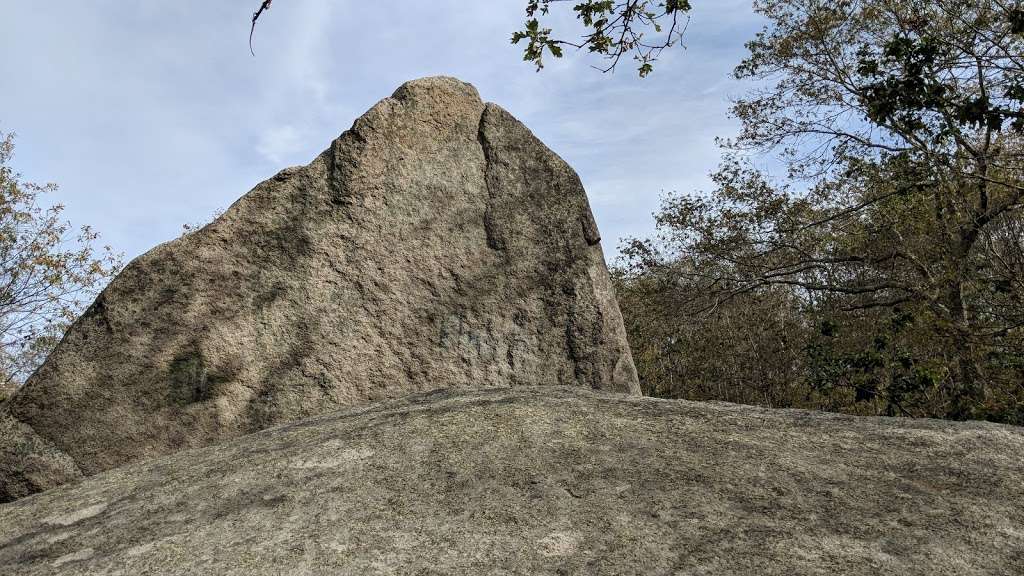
left=0, top=131, right=121, bottom=388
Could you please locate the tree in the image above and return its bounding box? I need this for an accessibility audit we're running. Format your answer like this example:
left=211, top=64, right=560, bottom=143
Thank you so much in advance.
left=619, top=0, right=1024, bottom=423
left=249, top=1, right=692, bottom=76
left=0, top=132, right=121, bottom=388
left=512, top=0, right=692, bottom=76
left=614, top=256, right=812, bottom=406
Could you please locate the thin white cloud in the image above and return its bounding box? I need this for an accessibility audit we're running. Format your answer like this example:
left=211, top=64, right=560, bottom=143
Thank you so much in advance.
left=256, top=125, right=304, bottom=165
left=0, top=0, right=763, bottom=261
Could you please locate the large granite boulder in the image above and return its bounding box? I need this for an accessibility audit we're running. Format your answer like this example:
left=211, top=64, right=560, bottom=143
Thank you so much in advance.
left=0, top=77, right=639, bottom=502
left=1, top=387, right=1021, bottom=575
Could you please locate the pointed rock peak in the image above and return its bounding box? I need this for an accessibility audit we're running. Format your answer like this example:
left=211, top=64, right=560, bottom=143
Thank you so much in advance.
left=391, top=76, right=483, bottom=107
left=0, top=77, right=639, bottom=502
left=349, top=76, right=485, bottom=143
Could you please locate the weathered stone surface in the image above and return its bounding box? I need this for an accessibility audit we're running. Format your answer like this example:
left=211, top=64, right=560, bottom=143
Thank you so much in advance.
left=0, top=77, right=639, bottom=501
left=1, top=387, right=1021, bottom=575
left=0, top=413, right=82, bottom=503
left=0, top=382, right=13, bottom=403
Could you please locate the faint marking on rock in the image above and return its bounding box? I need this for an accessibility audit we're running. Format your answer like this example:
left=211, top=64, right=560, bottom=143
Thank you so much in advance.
left=564, top=486, right=584, bottom=499
left=290, top=447, right=375, bottom=469
left=46, top=530, right=74, bottom=544
left=52, top=548, right=94, bottom=567
left=538, top=532, right=580, bottom=557
left=44, top=502, right=108, bottom=527
left=126, top=541, right=159, bottom=557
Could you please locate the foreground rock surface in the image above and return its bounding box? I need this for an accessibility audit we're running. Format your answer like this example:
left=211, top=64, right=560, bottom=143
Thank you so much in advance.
left=0, top=77, right=639, bottom=501
left=1, top=387, right=1021, bottom=576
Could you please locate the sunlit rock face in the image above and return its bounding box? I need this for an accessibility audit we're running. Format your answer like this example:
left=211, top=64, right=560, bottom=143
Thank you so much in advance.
left=0, top=77, right=639, bottom=502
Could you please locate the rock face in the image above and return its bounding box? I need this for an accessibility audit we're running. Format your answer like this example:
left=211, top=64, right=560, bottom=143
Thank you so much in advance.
left=0, top=413, right=83, bottom=502
left=0, top=77, right=639, bottom=502
left=1, top=387, right=1021, bottom=576
left=0, top=382, right=14, bottom=403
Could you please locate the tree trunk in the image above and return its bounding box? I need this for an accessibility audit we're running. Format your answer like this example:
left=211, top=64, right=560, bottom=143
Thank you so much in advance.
left=946, top=279, right=983, bottom=420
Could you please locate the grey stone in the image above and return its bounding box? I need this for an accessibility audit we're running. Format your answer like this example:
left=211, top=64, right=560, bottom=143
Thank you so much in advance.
left=0, top=77, right=638, bottom=502
left=0, top=382, right=14, bottom=403
left=0, top=413, right=83, bottom=503
left=1, top=387, right=1021, bottom=575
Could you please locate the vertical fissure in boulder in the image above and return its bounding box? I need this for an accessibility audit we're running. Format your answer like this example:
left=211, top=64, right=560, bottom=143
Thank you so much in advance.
left=478, top=105, right=506, bottom=253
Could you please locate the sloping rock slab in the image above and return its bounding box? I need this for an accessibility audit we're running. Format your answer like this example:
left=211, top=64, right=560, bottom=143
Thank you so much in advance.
left=1, top=77, right=638, bottom=501
left=1, top=387, right=1021, bottom=575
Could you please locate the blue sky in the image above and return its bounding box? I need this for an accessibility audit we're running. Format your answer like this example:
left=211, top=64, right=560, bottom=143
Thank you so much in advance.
left=0, top=1, right=763, bottom=263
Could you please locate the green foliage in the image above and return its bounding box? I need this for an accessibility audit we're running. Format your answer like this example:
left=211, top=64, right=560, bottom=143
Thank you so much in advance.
left=614, top=261, right=813, bottom=407
left=853, top=8, right=1024, bottom=133
left=619, top=0, right=1024, bottom=425
left=804, top=309, right=948, bottom=417
left=512, top=1, right=692, bottom=76
left=0, top=131, right=122, bottom=387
